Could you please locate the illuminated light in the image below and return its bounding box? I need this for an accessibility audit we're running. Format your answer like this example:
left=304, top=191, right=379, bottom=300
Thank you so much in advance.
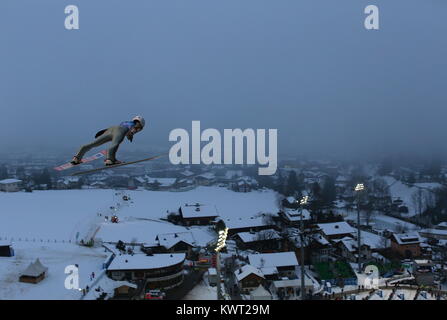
left=215, top=228, right=228, bottom=252
left=355, top=183, right=365, bottom=192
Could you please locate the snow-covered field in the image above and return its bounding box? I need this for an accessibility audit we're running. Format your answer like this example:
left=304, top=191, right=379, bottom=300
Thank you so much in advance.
left=0, top=242, right=107, bottom=300
left=382, top=176, right=440, bottom=217
left=0, top=187, right=279, bottom=299
left=0, top=187, right=279, bottom=243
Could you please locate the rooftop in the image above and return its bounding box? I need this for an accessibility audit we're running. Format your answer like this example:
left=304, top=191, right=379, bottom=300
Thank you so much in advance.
left=317, top=221, right=356, bottom=236
left=180, top=203, right=219, bottom=219
left=248, top=252, right=298, bottom=269
left=107, top=253, right=186, bottom=271
left=0, top=179, right=22, bottom=184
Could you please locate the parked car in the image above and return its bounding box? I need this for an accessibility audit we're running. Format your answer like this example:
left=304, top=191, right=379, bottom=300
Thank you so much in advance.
left=144, top=290, right=166, bottom=300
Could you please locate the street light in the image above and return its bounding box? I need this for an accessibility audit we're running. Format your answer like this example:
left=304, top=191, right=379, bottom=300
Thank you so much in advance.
left=354, top=183, right=365, bottom=274
left=297, top=195, right=309, bottom=300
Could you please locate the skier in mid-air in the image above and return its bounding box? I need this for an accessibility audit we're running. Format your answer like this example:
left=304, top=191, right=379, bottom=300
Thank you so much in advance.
left=70, top=116, right=146, bottom=166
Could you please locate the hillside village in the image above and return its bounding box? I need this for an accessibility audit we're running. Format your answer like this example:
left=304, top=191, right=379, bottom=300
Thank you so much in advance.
left=1, top=153, right=447, bottom=300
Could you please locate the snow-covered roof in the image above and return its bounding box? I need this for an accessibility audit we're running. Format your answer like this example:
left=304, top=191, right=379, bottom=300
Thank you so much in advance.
left=180, top=170, right=195, bottom=177
left=317, top=221, right=356, bottom=237
left=181, top=203, right=219, bottom=219
left=147, top=177, right=176, bottom=187
left=236, top=229, right=280, bottom=243
left=260, top=267, right=278, bottom=276
left=419, top=228, right=447, bottom=236
left=195, top=173, right=215, bottom=180
left=225, top=170, right=243, bottom=180
left=107, top=253, right=186, bottom=271
left=235, top=264, right=265, bottom=281
left=250, top=285, right=271, bottom=298
left=392, top=233, right=422, bottom=245
left=157, top=232, right=196, bottom=249
left=0, top=241, right=11, bottom=246
left=0, top=179, right=22, bottom=184
left=21, top=259, right=48, bottom=277
left=208, top=268, right=217, bottom=275
left=285, top=196, right=296, bottom=204
left=272, top=278, right=313, bottom=288
left=283, top=208, right=311, bottom=222
left=313, top=234, right=330, bottom=246
left=248, top=252, right=298, bottom=269
left=224, top=216, right=270, bottom=229
left=436, top=222, right=447, bottom=228
left=340, top=237, right=357, bottom=252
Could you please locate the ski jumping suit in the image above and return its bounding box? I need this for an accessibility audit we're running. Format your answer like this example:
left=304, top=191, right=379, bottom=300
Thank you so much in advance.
left=75, top=121, right=136, bottom=162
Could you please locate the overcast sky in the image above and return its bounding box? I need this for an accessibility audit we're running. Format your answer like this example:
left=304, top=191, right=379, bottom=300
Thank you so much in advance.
left=0, top=0, right=446, bottom=159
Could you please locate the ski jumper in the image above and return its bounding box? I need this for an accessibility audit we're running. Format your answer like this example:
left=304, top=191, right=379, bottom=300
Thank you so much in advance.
left=75, top=121, right=136, bottom=162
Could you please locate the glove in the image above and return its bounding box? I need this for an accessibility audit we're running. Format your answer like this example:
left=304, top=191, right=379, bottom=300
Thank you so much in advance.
left=127, top=133, right=133, bottom=142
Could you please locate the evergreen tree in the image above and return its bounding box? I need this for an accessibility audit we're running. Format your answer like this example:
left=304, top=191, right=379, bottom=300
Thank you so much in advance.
left=39, top=169, right=53, bottom=189
left=285, top=171, right=301, bottom=197
left=0, top=164, right=8, bottom=180
left=321, top=176, right=337, bottom=206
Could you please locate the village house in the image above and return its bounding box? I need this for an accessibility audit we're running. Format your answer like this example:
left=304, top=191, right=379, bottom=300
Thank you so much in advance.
left=418, top=228, right=447, bottom=241
left=248, top=252, right=299, bottom=280
left=113, top=282, right=138, bottom=298
left=154, top=232, right=196, bottom=258
left=230, top=176, right=258, bottom=193
left=178, top=203, right=219, bottom=226
left=193, top=172, right=216, bottom=186
left=234, top=264, right=265, bottom=294
left=233, top=229, right=282, bottom=252
left=316, top=221, right=356, bottom=241
left=287, top=231, right=333, bottom=264
left=224, top=216, right=277, bottom=236
left=106, top=253, right=186, bottom=290
left=280, top=208, right=311, bottom=227
left=270, top=277, right=314, bottom=300
left=335, top=237, right=373, bottom=263
left=55, top=176, right=81, bottom=190
left=390, top=233, right=422, bottom=259
left=146, top=177, right=177, bottom=191
left=0, top=241, right=14, bottom=257
left=0, top=178, right=22, bottom=192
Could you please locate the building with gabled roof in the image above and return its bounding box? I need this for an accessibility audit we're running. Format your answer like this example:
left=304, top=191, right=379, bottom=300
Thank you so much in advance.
left=19, top=258, right=48, bottom=284
left=234, top=264, right=265, bottom=294
left=179, top=203, right=219, bottom=226
left=390, top=233, right=422, bottom=258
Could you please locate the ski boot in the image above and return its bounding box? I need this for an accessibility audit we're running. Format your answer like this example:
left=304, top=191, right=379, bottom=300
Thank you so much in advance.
left=70, top=156, right=82, bottom=165
left=104, top=159, right=123, bottom=166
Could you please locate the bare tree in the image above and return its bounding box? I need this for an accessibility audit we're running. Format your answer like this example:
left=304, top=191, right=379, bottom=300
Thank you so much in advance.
left=411, top=188, right=424, bottom=216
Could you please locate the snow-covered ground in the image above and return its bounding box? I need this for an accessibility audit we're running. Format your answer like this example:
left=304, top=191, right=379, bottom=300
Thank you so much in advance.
left=183, top=274, right=217, bottom=300
left=0, top=187, right=279, bottom=244
left=0, top=187, right=279, bottom=299
left=382, top=176, right=440, bottom=217
left=0, top=242, right=107, bottom=300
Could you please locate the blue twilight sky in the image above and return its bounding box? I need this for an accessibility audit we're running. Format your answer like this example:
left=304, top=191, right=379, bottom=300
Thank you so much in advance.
left=0, top=0, right=446, bottom=158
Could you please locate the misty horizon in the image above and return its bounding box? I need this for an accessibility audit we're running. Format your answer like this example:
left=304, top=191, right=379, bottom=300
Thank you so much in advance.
left=1, top=0, right=446, bottom=161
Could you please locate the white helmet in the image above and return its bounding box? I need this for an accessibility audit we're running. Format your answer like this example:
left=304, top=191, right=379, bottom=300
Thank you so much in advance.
left=132, top=115, right=146, bottom=128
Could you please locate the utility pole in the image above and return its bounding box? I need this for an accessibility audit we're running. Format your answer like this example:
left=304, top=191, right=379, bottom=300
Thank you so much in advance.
left=298, top=195, right=309, bottom=300
left=355, top=183, right=365, bottom=274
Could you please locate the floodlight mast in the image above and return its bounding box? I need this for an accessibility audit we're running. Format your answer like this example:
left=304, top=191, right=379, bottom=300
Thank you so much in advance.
left=355, top=183, right=365, bottom=273
left=298, top=195, right=309, bottom=300
left=215, top=227, right=228, bottom=300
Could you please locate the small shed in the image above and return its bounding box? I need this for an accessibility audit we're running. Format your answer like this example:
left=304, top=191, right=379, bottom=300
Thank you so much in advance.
left=0, top=241, right=14, bottom=257
left=19, top=259, right=48, bottom=284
